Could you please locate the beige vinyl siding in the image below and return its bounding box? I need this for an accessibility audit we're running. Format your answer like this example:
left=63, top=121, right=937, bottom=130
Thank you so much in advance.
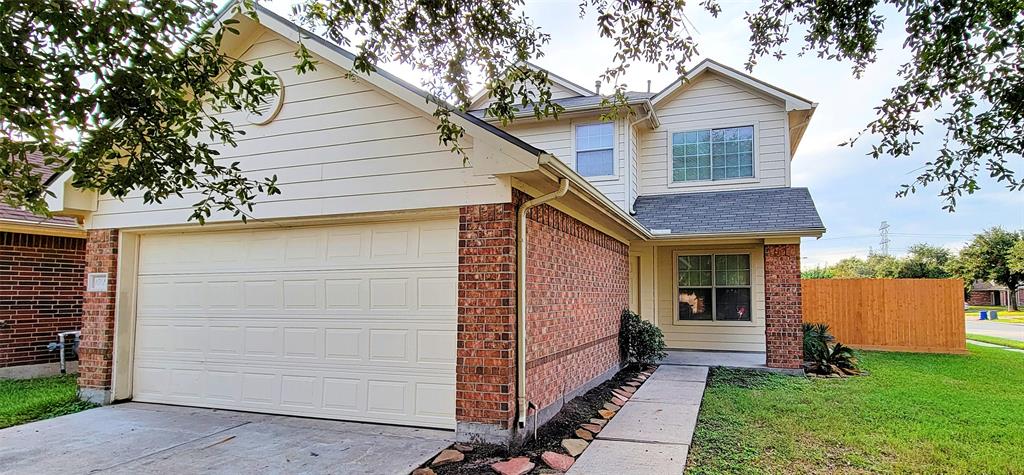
left=87, top=29, right=509, bottom=229
left=499, top=116, right=628, bottom=210
left=655, top=244, right=766, bottom=352
left=640, top=73, right=790, bottom=195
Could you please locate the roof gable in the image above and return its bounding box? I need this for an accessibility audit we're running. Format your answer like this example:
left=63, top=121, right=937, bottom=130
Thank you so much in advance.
left=468, top=61, right=595, bottom=110
left=652, top=59, right=815, bottom=111
left=224, top=5, right=545, bottom=168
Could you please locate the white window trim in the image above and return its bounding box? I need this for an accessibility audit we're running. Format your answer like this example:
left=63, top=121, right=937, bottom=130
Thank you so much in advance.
left=665, top=121, right=759, bottom=189
left=672, top=250, right=757, bottom=327
left=571, top=120, right=619, bottom=182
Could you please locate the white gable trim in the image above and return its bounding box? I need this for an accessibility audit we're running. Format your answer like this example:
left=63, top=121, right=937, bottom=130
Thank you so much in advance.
left=651, top=59, right=816, bottom=112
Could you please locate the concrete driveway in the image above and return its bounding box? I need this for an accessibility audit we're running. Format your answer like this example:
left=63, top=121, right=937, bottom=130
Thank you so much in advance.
left=0, top=403, right=451, bottom=475
left=965, top=318, right=1024, bottom=342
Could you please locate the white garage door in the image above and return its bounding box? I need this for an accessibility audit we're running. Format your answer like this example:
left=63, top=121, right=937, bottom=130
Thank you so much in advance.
left=131, top=218, right=458, bottom=429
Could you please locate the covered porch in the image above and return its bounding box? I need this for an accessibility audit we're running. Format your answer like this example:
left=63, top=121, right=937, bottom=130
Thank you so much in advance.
left=627, top=188, right=825, bottom=370
left=630, top=237, right=804, bottom=369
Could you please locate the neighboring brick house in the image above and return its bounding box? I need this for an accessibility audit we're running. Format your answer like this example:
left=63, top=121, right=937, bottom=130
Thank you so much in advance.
left=968, top=281, right=1023, bottom=307
left=43, top=5, right=823, bottom=445
left=1, top=153, right=86, bottom=378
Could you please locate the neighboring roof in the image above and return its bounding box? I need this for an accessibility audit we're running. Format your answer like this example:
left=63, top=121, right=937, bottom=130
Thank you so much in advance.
left=632, top=187, right=825, bottom=237
left=971, top=281, right=1009, bottom=292
left=651, top=59, right=816, bottom=111
left=1, top=152, right=78, bottom=229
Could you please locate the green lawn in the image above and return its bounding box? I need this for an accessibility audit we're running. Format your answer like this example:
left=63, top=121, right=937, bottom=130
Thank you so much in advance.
left=965, top=305, right=1024, bottom=319
left=0, top=375, right=96, bottom=429
left=966, top=333, right=1024, bottom=350
left=686, top=345, right=1024, bottom=474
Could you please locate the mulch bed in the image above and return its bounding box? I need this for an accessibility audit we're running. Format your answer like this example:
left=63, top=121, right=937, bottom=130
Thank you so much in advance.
left=426, top=364, right=652, bottom=475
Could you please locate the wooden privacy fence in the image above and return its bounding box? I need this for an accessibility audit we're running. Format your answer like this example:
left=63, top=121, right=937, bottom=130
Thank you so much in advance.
left=802, top=279, right=966, bottom=354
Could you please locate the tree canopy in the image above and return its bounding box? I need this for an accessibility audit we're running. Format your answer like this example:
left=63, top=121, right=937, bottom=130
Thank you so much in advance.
left=947, top=227, right=1023, bottom=310
left=2, top=0, right=1021, bottom=220
left=802, top=244, right=954, bottom=280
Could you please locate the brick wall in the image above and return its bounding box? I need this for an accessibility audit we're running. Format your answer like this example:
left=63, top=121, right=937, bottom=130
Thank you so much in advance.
left=764, top=243, right=802, bottom=369
left=522, top=196, right=628, bottom=412
left=968, top=291, right=994, bottom=306
left=457, top=203, right=518, bottom=430
left=79, top=229, right=118, bottom=395
left=455, top=192, right=629, bottom=442
left=0, top=232, right=85, bottom=369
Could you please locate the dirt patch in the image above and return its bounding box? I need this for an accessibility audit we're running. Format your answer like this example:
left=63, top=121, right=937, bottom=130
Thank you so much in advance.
left=426, top=365, right=651, bottom=475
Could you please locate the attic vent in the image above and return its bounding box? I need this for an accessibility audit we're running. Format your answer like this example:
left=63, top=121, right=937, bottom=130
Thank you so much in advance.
left=246, top=72, right=285, bottom=125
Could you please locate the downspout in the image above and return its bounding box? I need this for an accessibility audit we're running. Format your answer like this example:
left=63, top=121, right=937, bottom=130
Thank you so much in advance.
left=517, top=177, right=570, bottom=428
left=626, top=106, right=654, bottom=214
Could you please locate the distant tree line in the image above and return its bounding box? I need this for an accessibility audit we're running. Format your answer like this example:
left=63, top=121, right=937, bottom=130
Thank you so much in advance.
left=803, top=228, right=1024, bottom=310
left=802, top=244, right=954, bottom=280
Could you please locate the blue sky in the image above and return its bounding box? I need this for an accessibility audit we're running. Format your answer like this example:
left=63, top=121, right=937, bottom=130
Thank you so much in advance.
left=263, top=0, right=1023, bottom=267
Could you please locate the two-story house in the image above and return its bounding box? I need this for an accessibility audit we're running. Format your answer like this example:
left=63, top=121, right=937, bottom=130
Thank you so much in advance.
left=45, top=4, right=823, bottom=446
left=470, top=60, right=823, bottom=356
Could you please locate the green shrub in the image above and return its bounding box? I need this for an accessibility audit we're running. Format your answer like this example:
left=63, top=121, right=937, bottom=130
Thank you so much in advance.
left=619, top=309, right=667, bottom=366
left=802, top=322, right=833, bottom=361
left=802, top=322, right=860, bottom=375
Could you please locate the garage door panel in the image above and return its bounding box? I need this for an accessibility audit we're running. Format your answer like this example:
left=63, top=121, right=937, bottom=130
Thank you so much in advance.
left=131, top=361, right=455, bottom=427
left=138, top=219, right=456, bottom=275
left=135, top=320, right=455, bottom=370
left=137, top=271, right=454, bottom=316
left=133, top=218, right=457, bottom=429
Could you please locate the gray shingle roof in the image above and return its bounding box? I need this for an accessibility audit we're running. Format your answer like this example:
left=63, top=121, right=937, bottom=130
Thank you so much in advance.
left=633, top=187, right=825, bottom=236
left=469, top=91, right=656, bottom=118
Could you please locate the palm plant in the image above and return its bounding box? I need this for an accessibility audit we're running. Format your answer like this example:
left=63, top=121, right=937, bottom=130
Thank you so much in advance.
left=802, top=323, right=860, bottom=376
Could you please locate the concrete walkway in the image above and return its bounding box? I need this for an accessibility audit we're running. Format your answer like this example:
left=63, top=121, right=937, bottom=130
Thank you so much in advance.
left=568, top=365, right=708, bottom=475
left=967, top=339, right=1024, bottom=353
left=0, top=403, right=452, bottom=475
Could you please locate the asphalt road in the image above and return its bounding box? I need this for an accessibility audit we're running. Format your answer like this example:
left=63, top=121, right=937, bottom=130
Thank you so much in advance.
left=965, top=318, right=1024, bottom=342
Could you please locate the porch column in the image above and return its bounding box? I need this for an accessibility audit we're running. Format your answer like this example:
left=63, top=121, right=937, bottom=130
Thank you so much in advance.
left=764, top=243, right=802, bottom=369
left=456, top=202, right=518, bottom=443
left=79, top=229, right=119, bottom=404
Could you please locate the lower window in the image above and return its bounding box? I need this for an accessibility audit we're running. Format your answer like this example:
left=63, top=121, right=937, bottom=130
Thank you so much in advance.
left=677, top=254, right=752, bottom=322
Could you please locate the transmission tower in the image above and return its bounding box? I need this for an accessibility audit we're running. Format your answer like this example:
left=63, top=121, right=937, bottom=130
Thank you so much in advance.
left=879, top=221, right=890, bottom=256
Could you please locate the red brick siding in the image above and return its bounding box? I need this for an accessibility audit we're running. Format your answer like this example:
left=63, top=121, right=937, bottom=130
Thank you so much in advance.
left=968, top=291, right=995, bottom=306
left=455, top=192, right=629, bottom=431
left=79, top=229, right=118, bottom=390
left=457, top=203, right=517, bottom=429
left=523, top=198, right=628, bottom=411
left=0, top=232, right=85, bottom=368
left=764, top=243, right=802, bottom=369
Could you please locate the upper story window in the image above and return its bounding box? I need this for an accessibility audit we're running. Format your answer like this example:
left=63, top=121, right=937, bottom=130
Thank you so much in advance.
left=671, top=125, right=754, bottom=182
left=575, top=122, right=615, bottom=178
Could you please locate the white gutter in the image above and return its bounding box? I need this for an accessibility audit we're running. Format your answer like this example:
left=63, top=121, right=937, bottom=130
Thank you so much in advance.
left=516, top=178, right=570, bottom=427
left=626, top=105, right=655, bottom=214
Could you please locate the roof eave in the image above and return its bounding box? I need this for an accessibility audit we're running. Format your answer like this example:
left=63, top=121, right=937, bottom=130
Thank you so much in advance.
left=648, top=228, right=826, bottom=240
left=536, top=154, right=653, bottom=240
left=474, top=98, right=659, bottom=125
